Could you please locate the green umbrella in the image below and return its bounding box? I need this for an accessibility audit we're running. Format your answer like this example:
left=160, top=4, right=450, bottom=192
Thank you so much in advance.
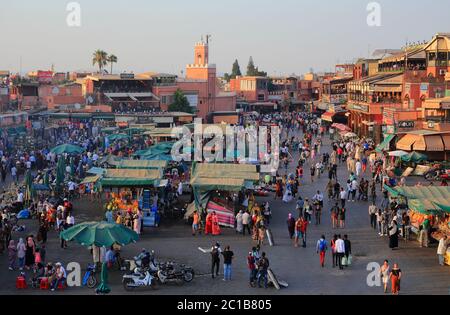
left=60, top=221, right=139, bottom=247
left=96, top=262, right=111, bottom=294
left=51, top=144, right=85, bottom=155
left=107, top=133, right=129, bottom=142
left=401, top=152, right=428, bottom=163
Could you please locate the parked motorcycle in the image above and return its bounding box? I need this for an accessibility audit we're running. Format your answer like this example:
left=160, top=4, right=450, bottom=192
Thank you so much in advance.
left=122, top=269, right=157, bottom=291
left=157, top=261, right=195, bottom=284
left=82, top=263, right=97, bottom=289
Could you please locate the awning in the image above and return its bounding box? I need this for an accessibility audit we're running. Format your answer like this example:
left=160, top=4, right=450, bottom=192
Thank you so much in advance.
left=442, top=134, right=450, bottom=150
left=321, top=111, right=334, bottom=122
left=80, top=175, right=100, bottom=185
left=425, top=135, right=444, bottom=152
left=376, top=134, right=395, bottom=153
left=101, top=169, right=163, bottom=187
left=396, top=134, right=417, bottom=151
left=412, top=135, right=427, bottom=151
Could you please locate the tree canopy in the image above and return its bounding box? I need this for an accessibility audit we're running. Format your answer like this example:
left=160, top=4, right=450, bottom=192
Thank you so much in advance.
left=168, top=89, right=193, bottom=113
left=246, top=56, right=267, bottom=77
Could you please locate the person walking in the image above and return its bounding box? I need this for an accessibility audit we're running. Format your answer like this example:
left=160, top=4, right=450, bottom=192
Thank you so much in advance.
left=7, top=240, right=17, bottom=271
left=389, top=219, right=399, bottom=250
left=343, top=235, right=352, bottom=267
left=316, top=235, right=328, bottom=268
left=331, top=235, right=338, bottom=268
left=300, top=217, right=308, bottom=248
left=331, top=203, right=339, bottom=229
left=339, top=188, right=347, bottom=208
left=221, top=246, right=234, bottom=281
left=17, top=238, right=26, bottom=270
left=256, top=252, right=269, bottom=289
left=335, top=235, right=345, bottom=270
left=287, top=213, right=295, bottom=239
left=339, top=207, right=346, bottom=229
left=437, top=235, right=449, bottom=266
left=389, top=263, right=402, bottom=295
left=247, top=251, right=257, bottom=287
left=380, top=260, right=390, bottom=293
left=369, top=202, right=378, bottom=230
left=210, top=243, right=221, bottom=279
left=235, top=211, right=243, bottom=234
left=418, top=217, right=430, bottom=248
left=192, top=210, right=200, bottom=236
left=242, top=211, right=251, bottom=236
left=294, top=217, right=302, bottom=248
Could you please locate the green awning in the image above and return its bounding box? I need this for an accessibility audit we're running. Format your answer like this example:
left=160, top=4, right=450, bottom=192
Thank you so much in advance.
left=376, top=134, right=395, bottom=153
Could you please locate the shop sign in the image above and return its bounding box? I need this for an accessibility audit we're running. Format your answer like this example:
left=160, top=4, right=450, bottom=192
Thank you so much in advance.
left=398, top=121, right=415, bottom=129
left=120, top=73, right=135, bottom=80
left=386, top=125, right=395, bottom=134
left=350, top=103, right=369, bottom=113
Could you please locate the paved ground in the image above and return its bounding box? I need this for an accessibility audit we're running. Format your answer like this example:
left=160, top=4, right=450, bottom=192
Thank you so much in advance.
left=0, top=131, right=449, bottom=295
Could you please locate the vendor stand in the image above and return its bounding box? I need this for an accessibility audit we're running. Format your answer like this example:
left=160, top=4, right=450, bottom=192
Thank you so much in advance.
left=384, top=185, right=450, bottom=249
left=186, top=163, right=260, bottom=228
left=100, top=169, right=164, bottom=228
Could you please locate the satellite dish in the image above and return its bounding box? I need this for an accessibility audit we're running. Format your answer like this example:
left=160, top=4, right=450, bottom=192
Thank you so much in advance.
left=52, top=87, right=60, bottom=95
left=74, top=103, right=81, bottom=110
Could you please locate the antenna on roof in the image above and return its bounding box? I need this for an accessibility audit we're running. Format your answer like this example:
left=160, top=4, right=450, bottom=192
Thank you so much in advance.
left=206, top=34, right=212, bottom=45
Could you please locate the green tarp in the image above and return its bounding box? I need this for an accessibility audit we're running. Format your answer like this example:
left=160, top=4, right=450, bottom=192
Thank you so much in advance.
left=117, top=159, right=168, bottom=170
left=385, top=185, right=450, bottom=214
left=401, top=152, right=428, bottom=163
left=100, top=169, right=163, bottom=187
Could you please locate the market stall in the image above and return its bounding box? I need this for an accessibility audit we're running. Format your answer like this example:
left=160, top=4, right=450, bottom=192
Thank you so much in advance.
left=187, top=163, right=260, bottom=228
left=100, top=169, right=164, bottom=227
left=384, top=185, right=450, bottom=249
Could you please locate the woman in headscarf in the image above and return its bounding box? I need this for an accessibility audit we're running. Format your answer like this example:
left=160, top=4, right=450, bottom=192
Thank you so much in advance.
left=25, top=235, right=36, bottom=270
left=205, top=212, right=213, bottom=235
left=8, top=240, right=17, bottom=271
left=17, top=238, right=26, bottom=270
left=211, top=212, right=221, bottom=236
left=235, top=211, right=243, bottom=234
left=287, top=213, right=295, bottom=239
left=389, top=219, right=399, bottom=250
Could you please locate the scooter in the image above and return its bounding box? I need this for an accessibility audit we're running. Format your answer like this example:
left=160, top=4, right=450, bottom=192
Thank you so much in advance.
left=122, top=269, right=157, bottom=291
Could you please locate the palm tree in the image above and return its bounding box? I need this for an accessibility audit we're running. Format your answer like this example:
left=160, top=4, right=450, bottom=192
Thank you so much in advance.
left=92, top=50, right=108, bottom=73
left=107, top=54, right=118, bottom=74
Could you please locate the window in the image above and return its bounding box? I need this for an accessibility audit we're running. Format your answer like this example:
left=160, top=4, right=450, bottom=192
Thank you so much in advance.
left=258, top=94, right=265, bottom=101
left=437, top=52, right=448, bottom=66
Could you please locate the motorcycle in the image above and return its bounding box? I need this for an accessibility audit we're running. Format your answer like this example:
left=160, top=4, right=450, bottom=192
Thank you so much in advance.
left=157, top=261, right=195, bottom=284
left=122, top=269, right=157, bottom=291
left=82, top=263, right=97, bottom=289
left=424, top=165, right=446, bottom=181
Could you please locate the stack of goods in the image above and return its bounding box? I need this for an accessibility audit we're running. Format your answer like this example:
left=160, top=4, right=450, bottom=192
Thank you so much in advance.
left=206, top=197, right=235, bottom=228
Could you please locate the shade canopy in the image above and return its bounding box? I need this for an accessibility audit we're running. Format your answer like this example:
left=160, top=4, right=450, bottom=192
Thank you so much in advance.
left=106, top=133, right=129, bottom=142
left=51, top=144, right=85, bottom=155
left=385, top=185, right=450, bottom=215
left=116, top=159, right=167, bottom=170
left=388, top=150, right=408, bottom=157
left=60, top=221, right=139, bottom=247
left=101, top=168, right=163, bottom=187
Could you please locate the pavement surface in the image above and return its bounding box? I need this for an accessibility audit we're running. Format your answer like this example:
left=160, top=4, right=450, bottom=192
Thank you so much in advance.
left=0, top=130, right=449, bottom=295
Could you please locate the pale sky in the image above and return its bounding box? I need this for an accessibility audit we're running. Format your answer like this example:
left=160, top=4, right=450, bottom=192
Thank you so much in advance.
left=1, top=0, right=449, bottom=76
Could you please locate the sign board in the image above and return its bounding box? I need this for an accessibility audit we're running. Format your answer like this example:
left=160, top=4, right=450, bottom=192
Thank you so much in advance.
left=386, top=125, right=396, bottom=134
left=398, top=121, right=415, bottom=129
left=120, top=73, right=135, bottom=80
left=420, top=83, right=429, bottom=92
left=37, top=71, right=53, bottom=84
left=350, top=103, right=369, bottom=113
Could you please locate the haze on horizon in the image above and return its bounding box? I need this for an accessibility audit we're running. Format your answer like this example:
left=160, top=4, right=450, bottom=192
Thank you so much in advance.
left=1, top=0, right=449, bottom=76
